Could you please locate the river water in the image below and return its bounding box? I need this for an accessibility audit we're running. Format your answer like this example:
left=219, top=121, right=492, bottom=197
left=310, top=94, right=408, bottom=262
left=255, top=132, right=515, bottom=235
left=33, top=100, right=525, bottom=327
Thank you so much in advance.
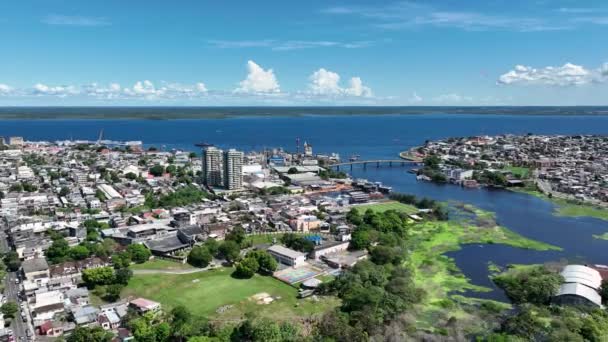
left=2, top=113, right=608, bottom=300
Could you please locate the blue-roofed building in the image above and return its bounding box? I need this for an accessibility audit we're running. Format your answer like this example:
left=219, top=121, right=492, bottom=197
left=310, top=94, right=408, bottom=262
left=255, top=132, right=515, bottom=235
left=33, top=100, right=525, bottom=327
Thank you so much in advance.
left=304, top=235, right=323, bottom=246
left=268, top=156, right=285, bottom=166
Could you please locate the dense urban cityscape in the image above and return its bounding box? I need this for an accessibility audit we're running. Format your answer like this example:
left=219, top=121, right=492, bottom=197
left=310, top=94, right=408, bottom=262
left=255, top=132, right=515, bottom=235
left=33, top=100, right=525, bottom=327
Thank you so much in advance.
left=408, top=134, right=608, bottom=206
left=3, top=0, right=608, bottom=340
left=0, top=132, right=604, bottom=341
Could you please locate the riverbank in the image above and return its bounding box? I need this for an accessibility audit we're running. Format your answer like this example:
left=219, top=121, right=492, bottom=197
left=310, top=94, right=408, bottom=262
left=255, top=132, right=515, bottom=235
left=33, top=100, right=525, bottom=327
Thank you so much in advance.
left=511, top=188, right=608, bottom=221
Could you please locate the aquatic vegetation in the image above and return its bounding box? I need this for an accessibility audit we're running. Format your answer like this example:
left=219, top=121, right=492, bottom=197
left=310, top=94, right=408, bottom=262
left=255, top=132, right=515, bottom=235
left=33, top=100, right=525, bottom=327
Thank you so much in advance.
left=407, top=204, right=560, bottom=334
left=592, top=232, right=608, bottom=240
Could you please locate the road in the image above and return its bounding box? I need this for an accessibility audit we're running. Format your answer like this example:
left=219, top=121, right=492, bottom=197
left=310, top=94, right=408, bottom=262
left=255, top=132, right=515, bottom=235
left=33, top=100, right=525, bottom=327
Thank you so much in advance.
left=0, top=227, right=33, bottom=341
left=4, top=273, right=28, bottom=340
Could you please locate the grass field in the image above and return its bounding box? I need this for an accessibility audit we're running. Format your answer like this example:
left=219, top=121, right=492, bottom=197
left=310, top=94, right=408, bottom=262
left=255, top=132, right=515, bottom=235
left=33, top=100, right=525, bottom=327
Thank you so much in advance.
left=354, top=201, right=418, bottom=214
left=122, top=267, right=339, bottom=323
left=130, top=259, right=195, bottom=271
left=503, top=166, right=530, bottom=179
left=244, top=234, right=284, bottom=246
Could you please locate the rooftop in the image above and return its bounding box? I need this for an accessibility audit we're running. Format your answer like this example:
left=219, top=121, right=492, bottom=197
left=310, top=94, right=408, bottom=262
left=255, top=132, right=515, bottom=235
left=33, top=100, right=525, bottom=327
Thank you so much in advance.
left=267, top=244, right=306, bottom=259
left=22, top=257, right=49, bottom=273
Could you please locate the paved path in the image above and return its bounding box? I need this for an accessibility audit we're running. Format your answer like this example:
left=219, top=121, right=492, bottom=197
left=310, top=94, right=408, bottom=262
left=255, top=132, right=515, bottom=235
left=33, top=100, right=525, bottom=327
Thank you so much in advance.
left=132, top=267, right=210, bottom=275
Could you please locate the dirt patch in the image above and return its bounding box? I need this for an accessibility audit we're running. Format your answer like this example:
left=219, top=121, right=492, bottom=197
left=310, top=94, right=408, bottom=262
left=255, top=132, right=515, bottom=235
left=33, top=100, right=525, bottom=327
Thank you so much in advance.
left=249, top=292, right=275, bottom=305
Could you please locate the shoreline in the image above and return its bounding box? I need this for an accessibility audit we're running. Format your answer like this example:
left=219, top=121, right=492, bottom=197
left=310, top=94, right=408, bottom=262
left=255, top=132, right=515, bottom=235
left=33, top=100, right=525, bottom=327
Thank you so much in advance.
left=3, top=106, right=608, bottom=120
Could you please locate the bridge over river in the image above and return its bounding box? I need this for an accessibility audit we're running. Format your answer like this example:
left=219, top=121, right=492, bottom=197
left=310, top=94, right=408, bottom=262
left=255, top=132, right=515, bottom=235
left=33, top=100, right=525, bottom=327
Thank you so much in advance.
left=328, top=159, right=419, bottom=171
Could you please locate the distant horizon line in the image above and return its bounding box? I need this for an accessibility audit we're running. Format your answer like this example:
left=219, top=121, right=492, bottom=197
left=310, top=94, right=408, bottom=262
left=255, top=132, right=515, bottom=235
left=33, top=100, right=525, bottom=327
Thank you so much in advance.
left=1, top=105, right=608, bottom=108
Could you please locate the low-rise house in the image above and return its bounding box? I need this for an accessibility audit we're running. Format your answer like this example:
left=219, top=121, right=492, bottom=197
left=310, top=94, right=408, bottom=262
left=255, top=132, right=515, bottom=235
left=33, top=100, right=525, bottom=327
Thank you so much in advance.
left=22, top=258, right=50, bottom=286
left=129, top=298, right=161, bottom=314
left=72, top=305, right=99, bottom=326
left=65, top=288, right=90, bottom=307
left=177, top=225, right=205, bottom=244
left=39, top=320, right=74, bottom=337
left=98, top=310, right=121, bottom=330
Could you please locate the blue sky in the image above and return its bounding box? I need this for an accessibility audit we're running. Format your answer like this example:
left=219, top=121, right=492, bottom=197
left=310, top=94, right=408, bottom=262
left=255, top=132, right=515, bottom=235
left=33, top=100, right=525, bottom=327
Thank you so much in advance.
left=1, top=0, right=608, bottom=105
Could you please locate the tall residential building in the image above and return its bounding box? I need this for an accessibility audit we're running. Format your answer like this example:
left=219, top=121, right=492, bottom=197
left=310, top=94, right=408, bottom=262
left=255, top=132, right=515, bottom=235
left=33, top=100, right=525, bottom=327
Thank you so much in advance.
left=224, top=149, right=244, bottom=190
left=202, top=146, right=224, bottom=187
left=303, top=141, right=313, bottom=157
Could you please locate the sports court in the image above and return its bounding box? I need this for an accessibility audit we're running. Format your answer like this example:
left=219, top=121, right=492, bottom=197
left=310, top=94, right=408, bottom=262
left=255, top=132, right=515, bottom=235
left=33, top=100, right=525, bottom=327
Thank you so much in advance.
left=274, top=264, right=323, bottom=285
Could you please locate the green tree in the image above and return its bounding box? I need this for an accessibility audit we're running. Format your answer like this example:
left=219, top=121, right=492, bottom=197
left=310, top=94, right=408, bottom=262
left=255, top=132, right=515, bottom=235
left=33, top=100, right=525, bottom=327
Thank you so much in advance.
left=225, top=225, right=246, bottom=246
left=154, top=322, right=171, bottom=342
left=69, top=245, right=91, bottom=260
left=187, top=246, right=213, bottom=268
left=423, top=155, right=441, bottom=169
left=112, top=251, right=132, bottom=269
left=149, top=164, right=165, bottom=177
left=104, top=284, right=124, bottom=302
left=47, top=238, right=70, bottom=263
left=493, top=266, right=563, bottom=305
left=59, top=186, right=70, bottom=197
left=0, top=302, right=18, bottom=319
left=4, top=252, right=21, bottom=271
left=170, top=305, right=196, bottom=341
left=131, top=316, right=157, bottom=342
left=235, top=257, right=259, bottom=278
left=67, top=326, right=113, bottom=342
left=251, top=250, right=277, bottom=274
left=203, top=239, right=219, bottom=256
left=500, top=307, right=546, bottom=339
left=9, top=183, right=23, bottom=192
left=82, top=266, right=116, bottom=287
left=346, top=208, right=363, bottom=225
left=127, top=244, right=151, bottom=264
left=370, top=245, right=403, bottom=265
left=218, top=241, right=240, bottom=264
left=350, top=228, right=372, bottom=250
left=115, top=268, right=133, bottom=285
left=125, top=172, right=138, bottom=180
left=251, top=319, right=282, bottom=342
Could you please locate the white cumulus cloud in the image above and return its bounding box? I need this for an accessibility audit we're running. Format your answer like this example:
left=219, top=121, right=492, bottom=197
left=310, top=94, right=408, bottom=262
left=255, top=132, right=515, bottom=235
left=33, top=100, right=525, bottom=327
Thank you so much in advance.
left=0, top=84, right=13, bottom=95
left=308, top=68, right=372, bottom=97
left=122, top=80, right=208, bottom=99
left=236, top=60, right=280, bottom=93
left=32, top=83, right=79, bottom=97
left=82, top=83, right=122, bottom=98
left=309, top=68, right=342, bottom=95
left=498, top=63, right=596, bottom=86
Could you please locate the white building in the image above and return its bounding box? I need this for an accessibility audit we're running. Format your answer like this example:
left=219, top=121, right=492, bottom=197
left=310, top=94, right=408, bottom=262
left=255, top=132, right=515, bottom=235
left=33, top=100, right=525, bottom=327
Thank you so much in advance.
left=16, top=166, right=35, bottom=180
left=267, top=245, right=306, bottom=267
left=224, top=149, right=244, bottom=190
left=555, top=265, right=603, bottom=307
left=303, top=141, right=313, bottom=156
left=202, top=146, right=224, bottom=187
